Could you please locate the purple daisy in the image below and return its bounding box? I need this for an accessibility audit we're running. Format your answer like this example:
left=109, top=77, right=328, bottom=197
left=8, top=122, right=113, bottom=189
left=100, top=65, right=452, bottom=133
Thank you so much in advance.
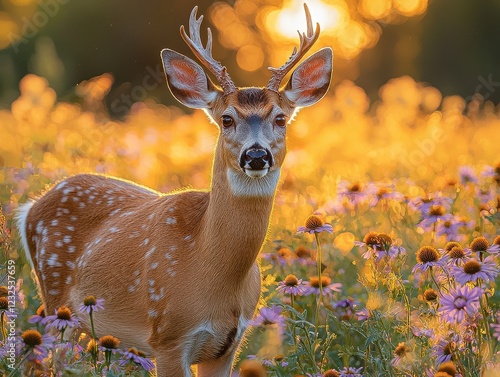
left=458, top=165, right=479, bottom=184
left=452, top=256, right=499, bottom=285
left=431, top=338, right=455, bottom=365
left=79, top=295, right=105, bottom=314
left=367, top=183, right=404, bottom=207
left=303, top=276, right=342, bottom=297
left=337, top=180, right=373, bottom=206
left=491, top=315, right=500, bottom=341
left=412, top=246, right=445, bottom=273
left=276, top=275, right=307, bottom=296
left=476, top=186, right=496, bottom=204
left=408, top=192, right=452, bottom=214
left=435, top=216, right=463, bottom=240
left=297, top=215, right=333, bottom=234
left=19, top=330, right=55, bottom=363
left=44, top=306, right=80, bottom=331
left=438, top=285, right=482, bottom=324
left=339, top=366, right=364, bottom=376
left=120, top=348, right=155, bottom=371
left=251, top=305, right=286, bottom=336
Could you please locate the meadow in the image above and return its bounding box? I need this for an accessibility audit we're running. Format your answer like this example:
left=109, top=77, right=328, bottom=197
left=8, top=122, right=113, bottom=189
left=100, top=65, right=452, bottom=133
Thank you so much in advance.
left=1, top=72, right=500, bottom=376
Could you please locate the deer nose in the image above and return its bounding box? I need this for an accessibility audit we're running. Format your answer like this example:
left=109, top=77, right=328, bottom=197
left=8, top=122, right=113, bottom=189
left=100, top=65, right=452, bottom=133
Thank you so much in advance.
left=241, top=147, right=273, bottom=170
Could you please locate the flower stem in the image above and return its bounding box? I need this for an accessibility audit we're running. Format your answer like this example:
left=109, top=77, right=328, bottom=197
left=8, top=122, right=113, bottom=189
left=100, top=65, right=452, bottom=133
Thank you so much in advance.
left=314, top=232, right=323, bottom=373
left=89, top=310, right=98, bottom=368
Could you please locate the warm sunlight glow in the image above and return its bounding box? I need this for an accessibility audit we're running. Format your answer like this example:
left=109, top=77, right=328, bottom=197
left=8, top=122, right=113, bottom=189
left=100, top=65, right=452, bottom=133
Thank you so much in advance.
left=236, top=44, right=265, bottom=72
left=266, top=0, right=349, bottom=39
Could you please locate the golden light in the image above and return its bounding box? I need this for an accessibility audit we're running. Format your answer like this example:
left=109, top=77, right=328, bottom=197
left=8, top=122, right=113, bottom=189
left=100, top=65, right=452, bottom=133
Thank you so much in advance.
left=394, top=0, right=428, bottom=16
left=236, top=44, right=264, bottom=72
left=0, top=12, right=19, bottom=50
left=265, top=0, right=349, bottom=40
left=359, top=0, right=392, bottom=20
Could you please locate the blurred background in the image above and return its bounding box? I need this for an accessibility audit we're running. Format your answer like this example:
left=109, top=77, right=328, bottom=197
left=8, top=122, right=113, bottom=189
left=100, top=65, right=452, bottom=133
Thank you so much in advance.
left=1, top=0, right=500, bottom=113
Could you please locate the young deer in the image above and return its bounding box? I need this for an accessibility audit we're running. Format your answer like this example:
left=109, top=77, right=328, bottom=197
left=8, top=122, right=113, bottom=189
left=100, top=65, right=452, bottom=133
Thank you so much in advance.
left=17, top=4, right=332, bottom=376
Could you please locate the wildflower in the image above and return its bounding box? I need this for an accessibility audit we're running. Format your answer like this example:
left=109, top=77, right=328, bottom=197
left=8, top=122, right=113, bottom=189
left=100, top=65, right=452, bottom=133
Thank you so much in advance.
left=469, top=236, right=500, bottom=255
left=438, top=286, right=481, bottom=324
left=458, top=165, right=478, bottom=184
left=423, top=289, right=439, bottom=302
left=419, top=206, right=450, bottom=229
left=304, top=276, right=342, bottom=297
left=19, top=329, right=55, bottom=363
left=452, top=256, right=499, bottom=285
left=437, top=361, right=457, bottom=376
left=339, top=366, right=364, bottom=377
left=368, top=184, right=404, bottom=207
left=120, top=348, right=155, bottom=371
left=28, top=304, right=46, bottom=324
left=412, top=246, right=443, bottom=273
left=355, top=232, right=404, bottom=261
left=251, top=305, right=286, bottom=336
left=441, top=245, right=471, bottom=266
left=436, top=216, right=462, bottom=240
left=44, top=305, right=80, bottom=331
left=87, top=338, right=98, bottom=353
left=391, top=342, right=410, bottom=366
left=239, top=359, right=267, bottom=377
left=409, top=193, right=452, bottom=214
left=431, top=339, right=455, bottom=365
left=491, top=316, right=500, bottom=341
left=79, top=295, right=105, bottom=314
left=337, top=180, right=371, bottom=206
left=323, top=370, right=340, bottom=377
left=276, top=274, right=306, bottom=296
left=295, top=245, right=312, bottom=259
left=297, top=215, right=333, bottom=234
left=99, top=335, right=120, bottom=350
left=494, top=235, right=500, bottom=246
left=0, top=297, right=7, bottom=311
left=476, top=186, right=496, bottom=204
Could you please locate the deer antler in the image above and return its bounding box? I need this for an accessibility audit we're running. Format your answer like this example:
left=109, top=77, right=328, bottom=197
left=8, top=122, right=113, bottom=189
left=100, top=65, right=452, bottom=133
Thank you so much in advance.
left=267, top=3, right=320, bottom=92
left=180, top=6, right=237, bottom=94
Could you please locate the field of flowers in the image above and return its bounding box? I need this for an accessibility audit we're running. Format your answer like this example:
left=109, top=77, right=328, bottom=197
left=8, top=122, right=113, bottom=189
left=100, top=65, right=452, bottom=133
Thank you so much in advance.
left=1, top=73, right=500, bottom=376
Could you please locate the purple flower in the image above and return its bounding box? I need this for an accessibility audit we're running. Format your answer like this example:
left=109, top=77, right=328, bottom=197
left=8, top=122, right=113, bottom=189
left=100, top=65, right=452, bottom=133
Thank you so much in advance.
left=408, top=192, right=452, bottom=214
left=19, top=330, right=55, bottom=363
left=304, top=276, right=342, bottom=297
left=120, top=348, right=155, bottom=371
left=276, top=275, right=307, bottom=296
left=476, top=186, right=496, bottom=204
left=44, top=306, right=80, bottom=331
left=431, top=338, right=455, bottom=365
left=297, top=215, right=333, bottom=234
left=481, top=165, right=495, bottom=179
left=412, top=246, right=444, bottom=274
left=251, top=305, right=286, bottom=336
left=491, top=320, right=500, bottom=341
left=452, top=256, right=499, bottom=285
left=79, top=296, right=105, bottom=314
left=438, top=285, right=482, bottom=324
left=458, top=165, right=478, bottom=184
left=339, top=366, right=364, bottom=376
left=337, top=180, right=373, bottom=206
left=28, top=305, right=46, bottom=325
left=418, top=208, right=451, bottom=230
left=367, top=183, right=404, bottom=207
left=435, top=215, right=463, bottom=240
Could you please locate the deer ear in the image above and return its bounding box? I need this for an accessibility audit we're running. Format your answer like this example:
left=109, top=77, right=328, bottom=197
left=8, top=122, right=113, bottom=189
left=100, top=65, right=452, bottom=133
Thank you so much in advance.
left=282, top=47, right=333, bottom=108
left=161, top=49, right=220, bottom=109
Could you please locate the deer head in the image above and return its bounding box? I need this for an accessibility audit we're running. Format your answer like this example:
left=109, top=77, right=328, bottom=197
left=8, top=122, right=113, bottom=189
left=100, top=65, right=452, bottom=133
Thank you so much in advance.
left=161, top=4, right=333, bottom=196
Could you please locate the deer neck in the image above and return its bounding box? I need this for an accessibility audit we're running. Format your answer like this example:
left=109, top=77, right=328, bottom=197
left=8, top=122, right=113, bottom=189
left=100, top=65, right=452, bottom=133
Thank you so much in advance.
left=199, top=145, right=280, bottom=284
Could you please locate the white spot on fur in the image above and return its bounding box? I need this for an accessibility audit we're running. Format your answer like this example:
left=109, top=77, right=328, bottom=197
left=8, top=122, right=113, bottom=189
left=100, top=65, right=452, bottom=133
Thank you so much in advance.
left=66, top=226, right=75, bottom=231
left=148, top=213, right=154, bottom=220
left=68, top=246, right=76, bottom=253
left=145, top=246, right=156, bottom=258
left=51, top=220, right=59, bottom=226
left=184, top=235, right=192, bottom=241
left=109, top=227, right=120, bottom=233
left=56, top=181, right=68, bottom=190
left=66, top=261, right=75, bottom=269
left=148, top=279, right=155, bottom=286
left=151, top=262, right=159, bottom=269
left=142, top=238, right=150, bottom=246
left=63, top=235, right=71, bottom=244
left=66, top=276, right=72, bottom=284
left=61, top=196, right=68, bottom=203
left=134, top=270, right=140, bottom=276
left=48, top=289, right=60, bottom=295
left=55, top=240, right=63, bottom=248
left=52, top=272, right=60, bottom=277
left=148, top=309, right=158, bottom=318
left=166, top=217, right=176, bottom=225
left=62, top=187, right=74, bottom=195
left=36, top=220, right=44, bottom=234
left=164, top=253, right=172, bottom=260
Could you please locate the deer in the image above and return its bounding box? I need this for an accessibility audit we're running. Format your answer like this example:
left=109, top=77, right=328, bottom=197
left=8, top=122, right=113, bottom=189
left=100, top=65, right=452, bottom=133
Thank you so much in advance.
left=16, top=4, right=332, bottom=376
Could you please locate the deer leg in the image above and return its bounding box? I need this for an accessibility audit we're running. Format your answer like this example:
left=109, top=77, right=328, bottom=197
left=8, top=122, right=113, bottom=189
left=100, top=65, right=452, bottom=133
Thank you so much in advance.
left=196, top=350, right=237, bottom=377
left=154, top=347, right=193, bottom=377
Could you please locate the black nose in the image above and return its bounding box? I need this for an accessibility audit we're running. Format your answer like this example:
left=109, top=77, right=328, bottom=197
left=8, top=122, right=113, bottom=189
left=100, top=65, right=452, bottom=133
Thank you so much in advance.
left=241, top=148, right=272, bottom=170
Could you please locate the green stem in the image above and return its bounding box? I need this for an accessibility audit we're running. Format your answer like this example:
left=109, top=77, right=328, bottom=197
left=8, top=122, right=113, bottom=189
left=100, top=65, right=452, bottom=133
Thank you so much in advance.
left=314, top=232, right=323, bottom=372
left=89, top=310, right=98, bottom=368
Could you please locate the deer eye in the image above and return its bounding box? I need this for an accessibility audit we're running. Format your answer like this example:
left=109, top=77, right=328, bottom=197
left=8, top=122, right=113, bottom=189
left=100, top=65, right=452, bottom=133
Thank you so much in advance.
left=275, top=114, right=287, bottom=127
left=221, top=115, right=234, bottom=128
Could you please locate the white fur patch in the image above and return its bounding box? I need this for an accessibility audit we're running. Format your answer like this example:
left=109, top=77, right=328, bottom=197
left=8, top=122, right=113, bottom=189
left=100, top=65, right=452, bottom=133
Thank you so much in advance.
left=15, top=201, right=35, bottom=271
left=227, top=168, right=280, bottom=197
